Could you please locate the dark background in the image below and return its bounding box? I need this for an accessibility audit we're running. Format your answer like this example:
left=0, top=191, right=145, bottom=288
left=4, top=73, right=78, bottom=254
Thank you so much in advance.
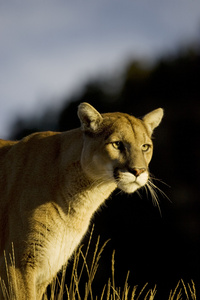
left=9, top=46, right=200, bottom=299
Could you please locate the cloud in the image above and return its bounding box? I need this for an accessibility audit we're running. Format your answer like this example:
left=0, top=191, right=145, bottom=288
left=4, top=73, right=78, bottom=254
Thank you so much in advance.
left=0, top=0, right=200, bottom=138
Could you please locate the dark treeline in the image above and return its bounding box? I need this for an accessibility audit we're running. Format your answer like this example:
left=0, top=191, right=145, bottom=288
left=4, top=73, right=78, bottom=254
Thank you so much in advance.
left=10, top=47, right=200, bottom=299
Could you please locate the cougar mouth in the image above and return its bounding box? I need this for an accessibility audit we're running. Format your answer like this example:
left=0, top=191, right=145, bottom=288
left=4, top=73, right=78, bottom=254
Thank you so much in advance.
left=113, top=167, right=148, bottom=194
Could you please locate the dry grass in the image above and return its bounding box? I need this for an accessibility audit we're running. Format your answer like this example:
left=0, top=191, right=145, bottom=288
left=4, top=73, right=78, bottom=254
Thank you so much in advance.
left=44, top=227, right=197, bottom=300
left=0, top=228, right=197, bottom=299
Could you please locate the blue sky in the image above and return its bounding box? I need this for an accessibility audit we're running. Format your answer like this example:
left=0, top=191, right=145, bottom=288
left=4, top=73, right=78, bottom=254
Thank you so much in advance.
left=0, top=0, right=200, bottom=138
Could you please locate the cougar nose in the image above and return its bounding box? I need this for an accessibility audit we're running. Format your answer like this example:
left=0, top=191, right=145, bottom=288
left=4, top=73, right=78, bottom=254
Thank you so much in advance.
left=129, top=168, right=146, bottom=177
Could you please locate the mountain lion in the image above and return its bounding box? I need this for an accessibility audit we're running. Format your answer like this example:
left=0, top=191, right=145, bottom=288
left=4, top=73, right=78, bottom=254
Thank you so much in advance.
left=0, top=103, right=163, bottom=299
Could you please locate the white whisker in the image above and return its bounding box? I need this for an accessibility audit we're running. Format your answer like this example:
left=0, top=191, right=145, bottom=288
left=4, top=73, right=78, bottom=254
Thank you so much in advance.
left=143, top=184, right=149, bottom=199
left=143, top=175, right=170, bottom=216
left=136, top=189, right=143, bottom=199
left=148, top=178, right=171, bottom=203
left=115, top=189, right=124, bottom=196
left=145, top=181, right=162, bottom=216
left=149, top=174, right=171, bottom=188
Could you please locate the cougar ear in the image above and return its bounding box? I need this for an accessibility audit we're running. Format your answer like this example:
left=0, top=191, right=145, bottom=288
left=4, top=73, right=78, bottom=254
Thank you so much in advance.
left=143, top=108, right=164, bottom=133
left=78, top=102, right=103, bottom=132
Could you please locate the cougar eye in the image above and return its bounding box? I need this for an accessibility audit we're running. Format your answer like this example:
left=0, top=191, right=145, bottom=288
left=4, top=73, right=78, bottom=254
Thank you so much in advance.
left=142, top=144, right=150, bottom=152
left=112, top=141, right=124, bottom=150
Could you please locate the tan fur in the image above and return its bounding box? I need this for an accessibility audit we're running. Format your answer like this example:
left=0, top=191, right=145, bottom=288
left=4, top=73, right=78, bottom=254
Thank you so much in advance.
left=0, top=103, right=163, bottom=299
